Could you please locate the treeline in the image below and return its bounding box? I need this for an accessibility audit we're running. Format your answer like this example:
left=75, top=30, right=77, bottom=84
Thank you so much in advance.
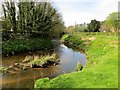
left=1, top=0, right=65, bottom=40
left=66, top=12, right=119, bottom=33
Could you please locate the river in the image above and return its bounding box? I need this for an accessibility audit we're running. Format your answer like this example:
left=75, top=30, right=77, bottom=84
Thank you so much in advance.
left=1, top=44, right=87, bottom=88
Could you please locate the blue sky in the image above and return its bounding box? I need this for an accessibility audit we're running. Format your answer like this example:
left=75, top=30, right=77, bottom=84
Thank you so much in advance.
left=53, top=0, right=119, bottom=26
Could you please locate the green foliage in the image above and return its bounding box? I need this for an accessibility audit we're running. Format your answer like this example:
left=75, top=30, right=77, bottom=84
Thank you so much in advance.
left=29, top=53, right=58, bottom=67
left=61, top=33, right=85, bottom=49
left=2, top=0, right=64, bottom=39
left=35, top=33, right=118, bottom=88
left=2, top=38, right=54, bottom=55
left=65, top=24, right=87, bottom=33
left=65, top=26, right=75, bottom=34
left=76, top=61, right=83, bottom=71
left=52, top=22, right=65, bottom=38
left=35, top=78, right=50, bottom=88
left=66, top=36, right=84, bottom=46
left=99, top=21, right=111, bottom=32
left=60, top=34, right=69, bottom=42
left=87, top=19, right=100, bottom=32
left=2, top=0, right=17, bottom=33
left=101, top=12, right=119, bottom=32
left=75, top=24, right=87, bottom=32
left=0, top=67, right=8, bottom=73
left=1, top=17, right=12, bottom=31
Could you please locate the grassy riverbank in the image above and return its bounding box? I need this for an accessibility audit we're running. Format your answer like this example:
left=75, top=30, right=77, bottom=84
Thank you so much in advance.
left=35, top=32, right=118, bottom=88
left=2, top=38, right=54, bottom=56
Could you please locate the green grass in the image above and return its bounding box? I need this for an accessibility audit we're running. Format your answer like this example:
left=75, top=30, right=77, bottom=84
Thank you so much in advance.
left=35, top=32, right=118, bottom=88
left=60, top=33, right=85, bottom=50
left=0, top=67, right=8, bottom=73
left=60, top=34, right=69, bottom=42
left=28, top=53, right=58, bottom=67
left=2, top=38, right=54, bottom=55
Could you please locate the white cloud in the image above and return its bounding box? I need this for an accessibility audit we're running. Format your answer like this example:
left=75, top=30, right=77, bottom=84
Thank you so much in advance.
left=54, top=0, right=119, bottom=26
left=0, top=0, right=119, bottom=27
left=93, top=0, right=118, bottom=20
left=62, top=12, right=95, bottom=26
left=53, top=0, right=100, bottom=2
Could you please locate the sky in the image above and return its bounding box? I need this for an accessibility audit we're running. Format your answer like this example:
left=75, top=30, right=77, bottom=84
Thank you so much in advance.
left=52, top=0, right=119, bottom=26
left=0, top=0, right=119, bottom=27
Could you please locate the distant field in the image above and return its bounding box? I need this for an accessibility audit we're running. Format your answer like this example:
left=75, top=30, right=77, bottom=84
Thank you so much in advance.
left=35, top=32, right=118, bottom=88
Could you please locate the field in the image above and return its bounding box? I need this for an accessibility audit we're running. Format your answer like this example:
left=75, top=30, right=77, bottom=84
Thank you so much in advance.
left=35, top=32, right=118, bottom=88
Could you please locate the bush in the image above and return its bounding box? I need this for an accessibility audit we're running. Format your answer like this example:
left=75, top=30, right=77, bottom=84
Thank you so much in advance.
left=2, top=38, right=54, bottom=55
left=60, top=34, right=69, bottom=42
left=61, top=34, right=85, bottom=48
left=34, top=78, right=50, bottom=88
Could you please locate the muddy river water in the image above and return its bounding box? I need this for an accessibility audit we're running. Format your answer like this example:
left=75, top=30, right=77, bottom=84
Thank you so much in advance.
left=1, top=44, right=87, bottom=88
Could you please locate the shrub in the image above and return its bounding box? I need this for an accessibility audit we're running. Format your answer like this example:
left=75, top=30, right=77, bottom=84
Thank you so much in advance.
left=2, top=38, right=54, bottom=55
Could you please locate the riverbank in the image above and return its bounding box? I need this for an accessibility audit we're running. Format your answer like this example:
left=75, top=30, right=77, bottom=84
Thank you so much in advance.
left=35, top=32, right=118, bottom=88
left=2, top=38, right=54, bottom=56
left=2, top=43, right=87, bottom=88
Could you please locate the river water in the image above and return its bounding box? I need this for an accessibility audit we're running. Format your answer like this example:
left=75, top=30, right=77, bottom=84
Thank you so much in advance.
left=1, top=44, right=87, bottom=88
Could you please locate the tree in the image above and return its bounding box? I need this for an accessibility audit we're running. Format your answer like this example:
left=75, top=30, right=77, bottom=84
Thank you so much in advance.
left=2, top=0, right=17, bottom=34
left=99, top=21, right=111, bottom=32
left=87, top=19, right=100, bottom=32
left=103, top=12, right=119, bottom=32
left=66, top=26, right=75, bottom=34
left=17, top=1, right=64, bottom=38
left=75, top=24, right=87, bottom=32
left=1, top=16, right=12, bottom=31
left=17, top=1, right=36, bottom=37
left=2, top=0, right=64, bottom=39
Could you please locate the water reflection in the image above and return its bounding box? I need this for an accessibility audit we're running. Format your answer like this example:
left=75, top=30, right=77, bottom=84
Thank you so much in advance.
left=1, top=44, right=87, bottom=88
left=57, top=44, right=86, bottom=73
